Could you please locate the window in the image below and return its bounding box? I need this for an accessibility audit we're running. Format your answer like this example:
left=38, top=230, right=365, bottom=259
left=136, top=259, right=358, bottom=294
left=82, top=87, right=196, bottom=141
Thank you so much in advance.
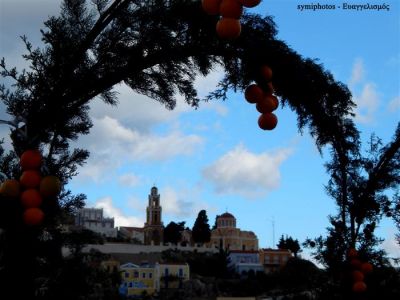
left=125, top=272, right=129, bottom=278
left=165, top=268, right=169, bottom=276
left=129, top=282, right=133, bottom=288
left=142, top=272, right=146, bottom=278
left=134, top=271, right=139, bottom=278
left=149, top=272, right=153, bottom=279
left=179, top=268, right=183, bottom=277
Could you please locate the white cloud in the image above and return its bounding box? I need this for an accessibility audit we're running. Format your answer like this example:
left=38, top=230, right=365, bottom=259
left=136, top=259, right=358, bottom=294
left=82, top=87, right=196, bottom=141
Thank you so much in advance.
left=382, top=228, right=400, bottom=259
left=74, top=115, right=203, bottom=182
left=119, top=173, right=141, bottom=187
left=89, top=79, right=226, bottom=133
left=347, top=59, right=380, bottom=124
left=202, top=144, right=293, bottom=199
left=353, top=83, right=380, bottom=124
left=127, top=196, right=147, bottom=212
left=349, top=58, right=365, bottom=86
left=387, top=96, right=400, bottom=113
left=161, top=186, right=213, bottom=219
left=89, top=85, right=191, bottom=133
left=94, top=196, right=144, bottom=227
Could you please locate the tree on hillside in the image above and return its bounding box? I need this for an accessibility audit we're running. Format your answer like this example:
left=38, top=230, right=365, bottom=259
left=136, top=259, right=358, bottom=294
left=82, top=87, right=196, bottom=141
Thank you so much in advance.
left=0, top=0, right=380, bottom=297
left=164, top=221, right=185, bottom=245
left=277, top=235, right=301, bottom=257
left=192, top=210, right=211, bottom=244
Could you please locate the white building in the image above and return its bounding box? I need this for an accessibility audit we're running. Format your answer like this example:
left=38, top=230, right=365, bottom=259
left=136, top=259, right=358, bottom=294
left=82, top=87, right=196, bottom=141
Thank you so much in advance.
left=75, top=207, right=117, bottom=238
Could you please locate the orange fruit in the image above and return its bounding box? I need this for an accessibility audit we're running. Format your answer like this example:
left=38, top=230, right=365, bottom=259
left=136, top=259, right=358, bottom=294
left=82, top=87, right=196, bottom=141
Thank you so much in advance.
left=0, top=179, right=21, bottom=198
left=352, top=281, right=367, bottom=293
left=245, top=84, right=263, bottom=104
left=39, top=176, right=61, bottom=198
left=360, top=262, right=373, bottom=274
left=239, top=0, right=261, bottom=8
left=23, top=207, right=44, bottom=226
left=258, top=113, right=278, bottom=130
left=21, top=189, right=43, bottom=208
left=260, top=65, right=273, bottom=82
left=20, top=170, right=42, bottom=188
left=216, top=18, right=241, bottom=40
left=20, top=149, right=42, bottom=170
left=352, top=270, right=365, bottom=282
left=256, top=95, right=278, bottom=113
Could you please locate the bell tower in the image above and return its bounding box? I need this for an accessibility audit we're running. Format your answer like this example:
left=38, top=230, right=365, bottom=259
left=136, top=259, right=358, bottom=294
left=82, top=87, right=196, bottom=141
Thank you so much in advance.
left=144, top=186, right=164, bottom=245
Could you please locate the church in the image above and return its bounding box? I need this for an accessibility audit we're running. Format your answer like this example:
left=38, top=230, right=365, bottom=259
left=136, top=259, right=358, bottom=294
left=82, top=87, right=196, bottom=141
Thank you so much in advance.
left=209, top=212, right=259, bottom=251
left=120, top=186, right=259, bottom=250
left=119, top=186, right=164, bottom=245
left=143, top=186, right=164, bottom=245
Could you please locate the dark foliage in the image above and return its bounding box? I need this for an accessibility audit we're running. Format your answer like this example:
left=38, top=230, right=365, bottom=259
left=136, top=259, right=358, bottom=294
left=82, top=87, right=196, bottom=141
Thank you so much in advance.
left=277, top=235, right=302, bottom=257
left=163, top=221, right=185, bottom=245
left=161, top=248, right=233, bottom=279
left=192, top=209, right=211, bottom=244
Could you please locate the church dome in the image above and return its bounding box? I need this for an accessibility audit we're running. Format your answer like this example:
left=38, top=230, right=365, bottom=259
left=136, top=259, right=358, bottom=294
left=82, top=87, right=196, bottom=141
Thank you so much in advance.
left=219, top=212, right=235, bottom=219
left=216, top=212, right=236, bottom=228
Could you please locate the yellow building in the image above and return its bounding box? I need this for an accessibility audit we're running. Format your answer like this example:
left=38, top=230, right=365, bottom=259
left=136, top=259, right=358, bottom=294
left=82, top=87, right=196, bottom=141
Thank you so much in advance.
left=118, top=261, right=190, bottom=296
left=155, top=262, right=190, bottom=290
left=209, top=212, right=258, bottom=251
left=259, top=248, right=292, bottom=273
left=119, top=262, right=157, bottom=296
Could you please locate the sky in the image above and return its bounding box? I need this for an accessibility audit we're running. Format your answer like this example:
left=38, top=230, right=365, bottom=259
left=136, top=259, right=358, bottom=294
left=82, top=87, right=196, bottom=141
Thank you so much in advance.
left=0, top=0, right=399, bottom=261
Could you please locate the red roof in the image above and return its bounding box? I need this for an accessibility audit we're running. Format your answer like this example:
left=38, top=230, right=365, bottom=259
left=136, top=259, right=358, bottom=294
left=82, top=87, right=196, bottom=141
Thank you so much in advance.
left=120, top=226, right=144, bottom=232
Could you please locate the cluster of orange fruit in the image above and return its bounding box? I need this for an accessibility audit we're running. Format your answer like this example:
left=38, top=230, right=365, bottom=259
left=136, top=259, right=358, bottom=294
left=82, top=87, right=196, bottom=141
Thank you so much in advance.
left=244, top=65, right=279, bottom=130
left=347, top=248, right=373, bottom=293
left=0, top=150, right=61, bottom=226
left=201, top=0, right=261, bottom=40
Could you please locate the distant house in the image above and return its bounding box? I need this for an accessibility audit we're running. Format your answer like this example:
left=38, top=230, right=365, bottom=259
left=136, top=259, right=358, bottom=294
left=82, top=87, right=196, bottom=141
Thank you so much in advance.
left=118, top=226, right=145, bottom=244
left=155, top=262, right=190, bottom=290
left=259, top=248, right=292, bottom=273
left=119, top=262, right=157, bottom=297
left=75, top=207, right=117, bottom=238
left=228, top=250, right=264, bottom=275
left=117, top=261, right=190, bottom=297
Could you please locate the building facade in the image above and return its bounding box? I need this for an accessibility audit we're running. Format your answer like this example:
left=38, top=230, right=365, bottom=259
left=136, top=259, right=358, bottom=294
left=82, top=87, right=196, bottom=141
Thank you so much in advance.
left=144, top=186, right=164, bottom=245
left=209, top=212, right=258, bottom=251
left=155, top=262, right=190, bottom=290
left=228, top=250, right=264, bottom=275
left=119, top=262, right=157, bottom=297
left=119, top=226, right=145, bottom=244
left=259, top=248, right=292, bottom=273
left=118, top=261, right=190, bottom=297
left=75, top=207, right=117, bottom=238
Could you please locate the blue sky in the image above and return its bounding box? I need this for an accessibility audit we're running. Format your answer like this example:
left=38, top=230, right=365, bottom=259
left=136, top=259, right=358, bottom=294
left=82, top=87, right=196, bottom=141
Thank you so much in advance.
left=1, top=0, right=399, bottom=260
